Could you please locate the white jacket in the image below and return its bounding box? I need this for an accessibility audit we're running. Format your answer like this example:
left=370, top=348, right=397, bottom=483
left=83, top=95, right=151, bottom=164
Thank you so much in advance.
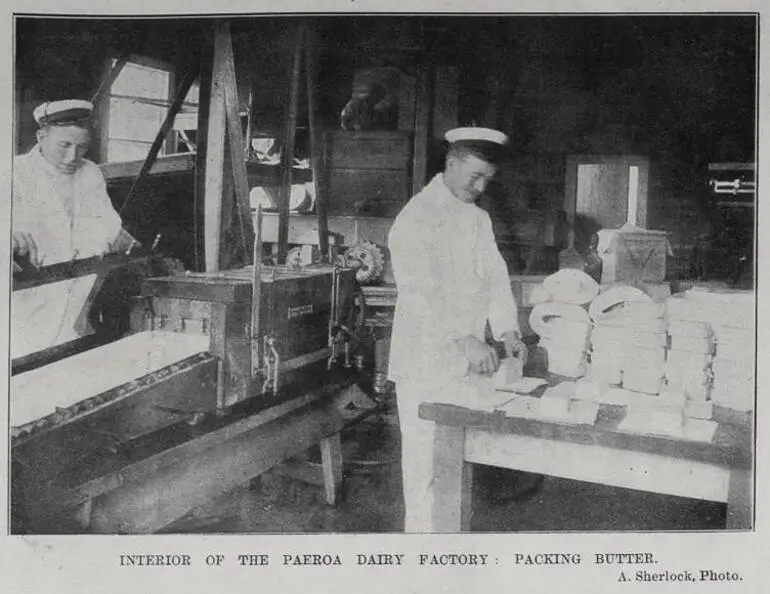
left=11, top=146, right=123, bottom=359
left=388, top=174, right=519, bottom=387
left=13, top=146, right=122, bottom=266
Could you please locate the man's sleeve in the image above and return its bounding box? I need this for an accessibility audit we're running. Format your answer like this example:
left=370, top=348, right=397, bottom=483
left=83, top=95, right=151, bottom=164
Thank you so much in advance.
left=85, top=165, right=123, bottom=247
left=482, top=213, right=520, bottom=339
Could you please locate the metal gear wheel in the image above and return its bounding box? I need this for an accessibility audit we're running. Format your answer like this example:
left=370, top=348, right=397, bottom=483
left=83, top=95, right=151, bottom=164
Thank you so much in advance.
left=343, top=241, right=385, bottom=284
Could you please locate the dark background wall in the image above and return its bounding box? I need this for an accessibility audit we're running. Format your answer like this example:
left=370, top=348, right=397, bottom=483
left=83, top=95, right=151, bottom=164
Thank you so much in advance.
left=15, top=15, right=757, bottom=272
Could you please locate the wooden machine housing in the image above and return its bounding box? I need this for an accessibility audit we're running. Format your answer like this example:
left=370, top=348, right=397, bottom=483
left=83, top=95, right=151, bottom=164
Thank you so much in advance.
left=130, top=264, right=357, bottom=409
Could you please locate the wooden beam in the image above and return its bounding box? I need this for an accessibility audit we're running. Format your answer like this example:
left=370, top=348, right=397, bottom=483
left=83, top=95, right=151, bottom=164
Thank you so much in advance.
left=277, top=22, right=305, bottom=265
left=91, top=56, right=128, bottom=105
left=305, top=25, right=329, bottom=260
left=412, top=62, right=434, bottom=195
left=203, top=22, right=229, bottom=272
left=221, top=26, right=255, bottom=265
left=194, top=32, right=214, bottom=272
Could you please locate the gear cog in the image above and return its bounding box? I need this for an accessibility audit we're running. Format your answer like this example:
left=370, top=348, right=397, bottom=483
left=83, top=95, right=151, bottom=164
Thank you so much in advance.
left=343, top=241, right=385, bottom=284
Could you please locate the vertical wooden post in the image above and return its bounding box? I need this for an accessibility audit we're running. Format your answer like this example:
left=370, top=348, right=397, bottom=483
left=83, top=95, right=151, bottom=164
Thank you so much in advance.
left=277, top=22, right=305, bottom=265
left=412, top=62, right=434, bottom=195
left=194, top=29, right=214, bottom=272
left=204, top=24, right=229, bottom=272
left=221, top=26, right=255, bottom=265
left=203, top=20, right=254, bottom=271
left=305, top=24, right=329, bottom=260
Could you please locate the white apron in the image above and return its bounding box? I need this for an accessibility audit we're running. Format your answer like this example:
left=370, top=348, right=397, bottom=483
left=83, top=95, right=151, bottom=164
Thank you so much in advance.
left=388, top=174, right=519, bottom=531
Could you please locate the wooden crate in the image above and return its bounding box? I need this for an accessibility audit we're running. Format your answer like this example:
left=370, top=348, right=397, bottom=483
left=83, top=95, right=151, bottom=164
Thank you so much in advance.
left=324, top=131, right=412, bottom=217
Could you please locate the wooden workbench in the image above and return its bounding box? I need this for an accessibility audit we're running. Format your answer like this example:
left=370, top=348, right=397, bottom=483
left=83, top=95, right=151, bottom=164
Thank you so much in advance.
left=13, top=376, right=375, bottom=534
left=419, top=400, right=753, bottom=532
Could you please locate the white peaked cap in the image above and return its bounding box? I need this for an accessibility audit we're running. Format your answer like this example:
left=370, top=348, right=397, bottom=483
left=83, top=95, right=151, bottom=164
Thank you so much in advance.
left=33, top=99, right=94, bottom=126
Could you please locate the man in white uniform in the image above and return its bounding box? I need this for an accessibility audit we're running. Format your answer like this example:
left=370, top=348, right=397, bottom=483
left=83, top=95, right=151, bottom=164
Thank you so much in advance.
left=388, top=127, right=527, bottom=532
left=12, top=99, right=124, bottom=358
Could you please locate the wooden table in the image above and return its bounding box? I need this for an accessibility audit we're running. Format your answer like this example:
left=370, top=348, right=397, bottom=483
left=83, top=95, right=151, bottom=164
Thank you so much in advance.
left=419, top=401, right=753, bottom=532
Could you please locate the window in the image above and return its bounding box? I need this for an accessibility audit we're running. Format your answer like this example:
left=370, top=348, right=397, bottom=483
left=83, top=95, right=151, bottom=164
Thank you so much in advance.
left=106, top=58, right=199, bottom=163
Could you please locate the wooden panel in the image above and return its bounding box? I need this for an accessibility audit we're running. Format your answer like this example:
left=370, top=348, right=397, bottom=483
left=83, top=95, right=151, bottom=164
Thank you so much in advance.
left=576, top=163, right=629, bottom=228
left=466, top=430, right=731, bottom=503
left=564, top=155, right=650, bottom=230
left=325, top=131, right=412, bottom=170
left=328, top=169, right=409, bottom=217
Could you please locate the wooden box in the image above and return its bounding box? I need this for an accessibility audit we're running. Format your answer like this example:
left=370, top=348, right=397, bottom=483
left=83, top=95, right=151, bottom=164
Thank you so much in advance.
left=131, top=265, right=355, bottom=407
left=598, top=228, right=668, bottom=284
left=324, top=131, right=412, bottom=217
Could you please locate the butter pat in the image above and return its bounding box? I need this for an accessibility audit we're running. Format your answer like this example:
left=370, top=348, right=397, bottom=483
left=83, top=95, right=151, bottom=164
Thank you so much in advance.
left=575, top=378, right=601, bottom=401
left=570, top=399, right=600, bottom=424
left=684, top=399, right=714, bottom=420
left=539, top=382, right=574, bottom=418
left=494, top=356, right=524, bottom=388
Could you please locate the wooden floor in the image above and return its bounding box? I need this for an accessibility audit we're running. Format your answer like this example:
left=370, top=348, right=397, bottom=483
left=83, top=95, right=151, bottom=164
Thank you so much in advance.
left=162, top=397, right=727, bottom=534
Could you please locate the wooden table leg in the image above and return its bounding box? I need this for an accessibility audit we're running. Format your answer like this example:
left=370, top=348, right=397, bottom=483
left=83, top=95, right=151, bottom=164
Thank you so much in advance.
left=725, top=467, right=753, bottom=530
left=431, top=424, right=472, bottom=532
left=320, top=433, right=343, bottom=505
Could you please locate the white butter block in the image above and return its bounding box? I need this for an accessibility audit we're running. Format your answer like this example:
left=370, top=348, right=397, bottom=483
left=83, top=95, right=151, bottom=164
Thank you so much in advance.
left=622, top=346, right=666, bottom=369
left=619, top=409, right=684, bottom=438
left=713, top=357, right=755, bottom=382
left=682, top=418, right=719, bottom=443
left=539, top=394, right=570, bottom=418
left=541, top=343, right=588, bottom=378
left=498, top=395, right=541, bottom=418
left=625, top=391, right=683, bottom=413
left=659, top=390, right=688, bottom=408
left=592, top=325, right=668, bottom=349
left=670, top=335, right=714, bottom=354
left=684, top=399, right=714, bottom=420
left=667, top=319, right=712, bottom=338
left=665, top=349, right=712, bottom=370
left=494, top=357, right=524, bottom=389
left=575, top=377, right=602, bottom=401
left=604, top=387, right=633, bottom=406
left=569, top=399, right=600, bottom=424
left=622, top=367, right=664, bottom=395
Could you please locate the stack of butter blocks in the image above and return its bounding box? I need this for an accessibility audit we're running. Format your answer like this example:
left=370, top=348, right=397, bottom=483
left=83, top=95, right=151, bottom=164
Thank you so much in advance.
left=589, top=301, right=668, bottom=395
left=663, top=316, right=715, bottom=421
left=528, top=303, right=593, bottom=378
left=665, top=289, right=755, bottom=416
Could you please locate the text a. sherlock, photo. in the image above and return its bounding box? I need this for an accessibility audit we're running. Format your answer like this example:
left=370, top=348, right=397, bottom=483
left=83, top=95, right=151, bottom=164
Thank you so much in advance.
left=8, top=13, right=756, bottom=535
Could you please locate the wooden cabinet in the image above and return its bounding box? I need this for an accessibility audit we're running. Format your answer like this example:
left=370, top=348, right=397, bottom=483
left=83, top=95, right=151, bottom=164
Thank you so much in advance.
left=324, top=130, right=412, bottom=217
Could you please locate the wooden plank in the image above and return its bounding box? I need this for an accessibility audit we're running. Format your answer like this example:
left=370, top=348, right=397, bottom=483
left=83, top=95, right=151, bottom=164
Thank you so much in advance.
left=431, top=424, right=472, bottom=532
left=277, top=22, right=305, bottom=264
left=204, top=22, right=229, bottom=272
left=419, top=402, right=752, bottom=470
left=86, top=388, right=362, bottom=533
left=251, top=206, right=263, bottom=376
left=221, top=22, right=255, bottom=264
left=304, top=25, right=329, bottom=259
left=194, top=28, right=214, bottom=272
left=466, top=429, right=731, bottom=504
left=320, top=433, right=343, bottom=505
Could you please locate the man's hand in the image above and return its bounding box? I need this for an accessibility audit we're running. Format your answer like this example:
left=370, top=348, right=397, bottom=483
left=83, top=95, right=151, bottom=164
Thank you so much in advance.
left=456, top=335, right=499, bottom=375
left=501, top=330, right=528, bottom=365
left=12, top=230, right=42, bottom=267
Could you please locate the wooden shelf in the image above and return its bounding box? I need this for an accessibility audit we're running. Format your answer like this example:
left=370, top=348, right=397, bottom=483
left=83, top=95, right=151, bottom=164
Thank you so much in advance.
left=101, top=153, right=313, bottom=185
